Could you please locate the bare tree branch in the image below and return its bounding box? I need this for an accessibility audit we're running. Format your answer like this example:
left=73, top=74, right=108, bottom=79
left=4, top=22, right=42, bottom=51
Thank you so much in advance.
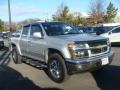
left=89, top=0, right=105, bottom=24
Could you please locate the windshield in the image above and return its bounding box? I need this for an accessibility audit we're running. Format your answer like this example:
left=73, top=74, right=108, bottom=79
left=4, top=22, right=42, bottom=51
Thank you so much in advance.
left=42, top=22, right=80, bottom=36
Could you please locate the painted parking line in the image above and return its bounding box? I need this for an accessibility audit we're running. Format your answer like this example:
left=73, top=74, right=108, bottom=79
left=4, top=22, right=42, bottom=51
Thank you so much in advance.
left=0, top=49, right=11, bottom=65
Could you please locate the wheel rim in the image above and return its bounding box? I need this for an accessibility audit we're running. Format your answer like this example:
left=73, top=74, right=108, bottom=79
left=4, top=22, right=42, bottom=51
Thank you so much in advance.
left=49, top=59, right=62, bottom=79
left=12, top=50, right=17, bottom=62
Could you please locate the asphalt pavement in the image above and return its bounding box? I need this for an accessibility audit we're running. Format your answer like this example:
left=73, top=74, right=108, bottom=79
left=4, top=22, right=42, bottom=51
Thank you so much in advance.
left=0, top=40, right=120, bottom=90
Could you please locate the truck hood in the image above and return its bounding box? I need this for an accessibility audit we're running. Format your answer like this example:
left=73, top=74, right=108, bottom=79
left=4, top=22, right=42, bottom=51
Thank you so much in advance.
left=52, top=34, right=107, bottom=42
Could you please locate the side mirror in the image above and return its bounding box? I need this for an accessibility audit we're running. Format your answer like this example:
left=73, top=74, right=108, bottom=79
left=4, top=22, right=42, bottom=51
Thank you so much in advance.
left=33, top=32, right=42, bottom=38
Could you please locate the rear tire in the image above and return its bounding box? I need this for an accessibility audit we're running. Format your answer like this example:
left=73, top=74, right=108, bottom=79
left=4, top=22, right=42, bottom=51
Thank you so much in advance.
left=12, top=47, right=22, bottom=64
left=47, top=53, right=69, bottom=83
left=1, top=42, right=4, bottom=48
left=0, top=42, right=4, bottom=49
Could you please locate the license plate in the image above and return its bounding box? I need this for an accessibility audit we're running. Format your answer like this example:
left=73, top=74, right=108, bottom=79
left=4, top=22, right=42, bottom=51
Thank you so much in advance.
left=101, top=57, right=109, bottom=65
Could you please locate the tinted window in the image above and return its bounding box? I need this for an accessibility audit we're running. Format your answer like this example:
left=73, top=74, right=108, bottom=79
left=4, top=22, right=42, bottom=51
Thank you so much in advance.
left=112, top=27, right=120, bottom=33
left=22, top=25, right=30, bottom=35
left=30, top=25, right=42, bottom=37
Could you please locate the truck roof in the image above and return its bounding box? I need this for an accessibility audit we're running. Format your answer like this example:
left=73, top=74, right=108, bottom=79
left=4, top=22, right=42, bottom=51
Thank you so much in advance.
left=23, top=21, right=67, bottom=26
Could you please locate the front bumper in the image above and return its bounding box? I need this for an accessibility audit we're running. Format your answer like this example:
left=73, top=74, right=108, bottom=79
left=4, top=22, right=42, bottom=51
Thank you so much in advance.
left=65, top=51, right=114, bottom=74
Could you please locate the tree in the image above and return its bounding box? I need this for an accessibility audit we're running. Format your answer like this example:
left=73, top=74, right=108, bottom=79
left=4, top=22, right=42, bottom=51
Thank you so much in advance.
left=89, top=0, right=105, bottom=24
left=105, top=2, right=118, bottom=23
left=52, top=3, right=73, bottom=23
left=71, top=12, right=88, bottom=26
left=53, top=3, right=88, bottom=26
left=0, top=19, right=4, bottom=31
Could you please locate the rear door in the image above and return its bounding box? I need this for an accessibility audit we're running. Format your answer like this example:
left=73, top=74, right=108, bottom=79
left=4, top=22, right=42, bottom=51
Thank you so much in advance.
left=27, top=24, right=46, bottom=61
left=109, top=27, right=120, bottom=43
left=19, top=25, right=30, bottom=56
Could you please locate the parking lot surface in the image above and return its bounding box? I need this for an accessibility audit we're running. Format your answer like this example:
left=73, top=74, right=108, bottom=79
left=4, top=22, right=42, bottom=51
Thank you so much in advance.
left=0, top=40, right=120, bottom=90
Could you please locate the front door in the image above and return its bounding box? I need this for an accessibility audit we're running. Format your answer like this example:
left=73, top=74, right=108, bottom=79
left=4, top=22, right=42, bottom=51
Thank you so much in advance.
left=28, top=24, right=46, bottom=61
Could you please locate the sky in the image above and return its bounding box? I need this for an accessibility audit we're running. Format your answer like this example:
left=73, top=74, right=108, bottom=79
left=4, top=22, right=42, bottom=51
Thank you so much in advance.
left=0, top=0, right=119, bottom=22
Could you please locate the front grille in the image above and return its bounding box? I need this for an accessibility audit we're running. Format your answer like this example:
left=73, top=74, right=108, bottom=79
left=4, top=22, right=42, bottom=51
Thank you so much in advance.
left=74, top=39, right=109, bottom=59
left=91, top=47, right=108, bottom=55
left=88, top=40, right=108, bottom=56
left=88, top=40, right=107, bottom=47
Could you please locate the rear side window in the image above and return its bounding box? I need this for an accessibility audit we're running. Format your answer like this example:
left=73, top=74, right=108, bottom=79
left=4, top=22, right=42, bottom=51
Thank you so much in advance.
left=112, top=27, right=120, bottom=33
left=22, top=25, right=30, bottom=36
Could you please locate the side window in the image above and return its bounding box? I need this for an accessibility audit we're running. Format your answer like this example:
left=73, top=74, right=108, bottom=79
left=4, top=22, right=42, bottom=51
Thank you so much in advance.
left=22, top=25, right=30, bottom=36
left=112, top=27, right=120, bottom=33
left=30, top=24, right=42, bottom=38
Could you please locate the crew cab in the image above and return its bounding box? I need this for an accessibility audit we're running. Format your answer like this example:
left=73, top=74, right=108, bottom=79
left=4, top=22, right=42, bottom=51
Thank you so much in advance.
left=10, top=21, right=114, bottom=83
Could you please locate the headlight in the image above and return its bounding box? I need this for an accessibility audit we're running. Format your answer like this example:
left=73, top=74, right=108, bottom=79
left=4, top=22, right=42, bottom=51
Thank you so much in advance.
left=68, top=43, right=75, bottom=59
left=68, top=43, right=88, bottom=59
left=68, top=43, right=86, bottom=49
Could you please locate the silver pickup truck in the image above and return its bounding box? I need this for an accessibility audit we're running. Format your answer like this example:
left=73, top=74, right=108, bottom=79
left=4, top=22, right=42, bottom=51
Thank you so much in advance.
left=10, top=21, right=114, bottom=83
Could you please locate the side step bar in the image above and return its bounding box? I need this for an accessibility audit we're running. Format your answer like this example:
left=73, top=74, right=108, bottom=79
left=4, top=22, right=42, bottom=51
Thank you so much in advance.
left=22, top=57, right=47, bottom=69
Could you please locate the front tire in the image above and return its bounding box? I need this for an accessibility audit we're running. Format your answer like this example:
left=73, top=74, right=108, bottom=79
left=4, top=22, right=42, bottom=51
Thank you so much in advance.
left=47, top=53, right=69, bottom=83
left=12, top=47, right=22, bottom=64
